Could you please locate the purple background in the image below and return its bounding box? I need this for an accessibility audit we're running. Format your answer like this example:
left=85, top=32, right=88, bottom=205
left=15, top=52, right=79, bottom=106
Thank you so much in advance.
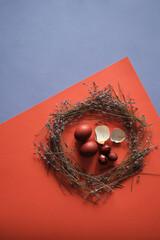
left=0, top=0, right=160, bottom=124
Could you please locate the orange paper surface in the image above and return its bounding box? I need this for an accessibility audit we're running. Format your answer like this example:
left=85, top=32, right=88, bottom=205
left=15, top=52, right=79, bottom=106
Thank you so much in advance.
left=0, top=57, right=160, bottom=240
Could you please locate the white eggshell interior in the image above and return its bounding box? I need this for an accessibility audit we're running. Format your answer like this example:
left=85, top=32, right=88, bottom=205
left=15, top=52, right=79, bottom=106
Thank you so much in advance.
left=95, top=125, right=110, bottom=144
left=111, top=128, right=125, bottom=143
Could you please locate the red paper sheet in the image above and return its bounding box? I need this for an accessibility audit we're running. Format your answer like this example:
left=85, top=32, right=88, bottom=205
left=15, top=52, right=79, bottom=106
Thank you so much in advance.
left=0, top=57, right=160, bottom=240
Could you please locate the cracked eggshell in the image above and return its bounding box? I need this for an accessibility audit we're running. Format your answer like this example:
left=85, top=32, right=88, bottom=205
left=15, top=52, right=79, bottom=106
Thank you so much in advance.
left=111, top=128, right=125, bottom=143
left=95, top=125, right=110, bottom=145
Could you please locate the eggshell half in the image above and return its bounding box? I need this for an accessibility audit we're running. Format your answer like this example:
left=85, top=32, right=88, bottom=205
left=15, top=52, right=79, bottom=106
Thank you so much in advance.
left=110, top=128, right=125, bottom=143
left=95, top=125, right=110, bottom=145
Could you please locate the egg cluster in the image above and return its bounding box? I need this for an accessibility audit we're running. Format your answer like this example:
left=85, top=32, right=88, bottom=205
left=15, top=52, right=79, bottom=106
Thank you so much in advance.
left=99, top=144, right=118, bottom=165
left=74, top=123, right=120, bottom=165
left=74, top=124, right=98, bottom=157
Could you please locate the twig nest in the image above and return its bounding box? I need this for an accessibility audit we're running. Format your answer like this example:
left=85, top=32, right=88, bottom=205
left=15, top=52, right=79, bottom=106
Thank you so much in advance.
left=110, top=128, right=125, bottom=143
left=79, top=140, right=98, bottom=157
left=108, top=152, right=118, bottom=162
left=95, top=125, right=110, bottom=145
left=74, top=124, right=92, bottom=141
left=99, top=154, right=108, bottom=165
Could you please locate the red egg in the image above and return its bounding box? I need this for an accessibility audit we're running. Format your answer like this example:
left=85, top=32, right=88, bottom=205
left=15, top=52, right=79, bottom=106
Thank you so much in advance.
left=108, top=152, right=118, bottom=162
left=101, top=144, right=111, bottom=156
left=99, top=154, right=108, bottom=165
left=74, top=124, right=92, bottom=141
left=79, top=140, right=98, bottom=157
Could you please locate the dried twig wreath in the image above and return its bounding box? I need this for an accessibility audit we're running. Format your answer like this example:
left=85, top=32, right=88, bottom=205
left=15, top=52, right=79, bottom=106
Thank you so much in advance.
left=34, top=82, right=157, bottom=204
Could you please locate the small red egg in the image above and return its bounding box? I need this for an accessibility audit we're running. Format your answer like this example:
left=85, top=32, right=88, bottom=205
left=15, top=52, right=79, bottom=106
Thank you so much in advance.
left=108, top=152, right=118, bottom=162
left=101, top=144, right=111, bottom=156
left=74, top=124, right=92, bottom=141
left=99, top=154, right=108, bottom=165
left=79, top=140, right=98, bottom=157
